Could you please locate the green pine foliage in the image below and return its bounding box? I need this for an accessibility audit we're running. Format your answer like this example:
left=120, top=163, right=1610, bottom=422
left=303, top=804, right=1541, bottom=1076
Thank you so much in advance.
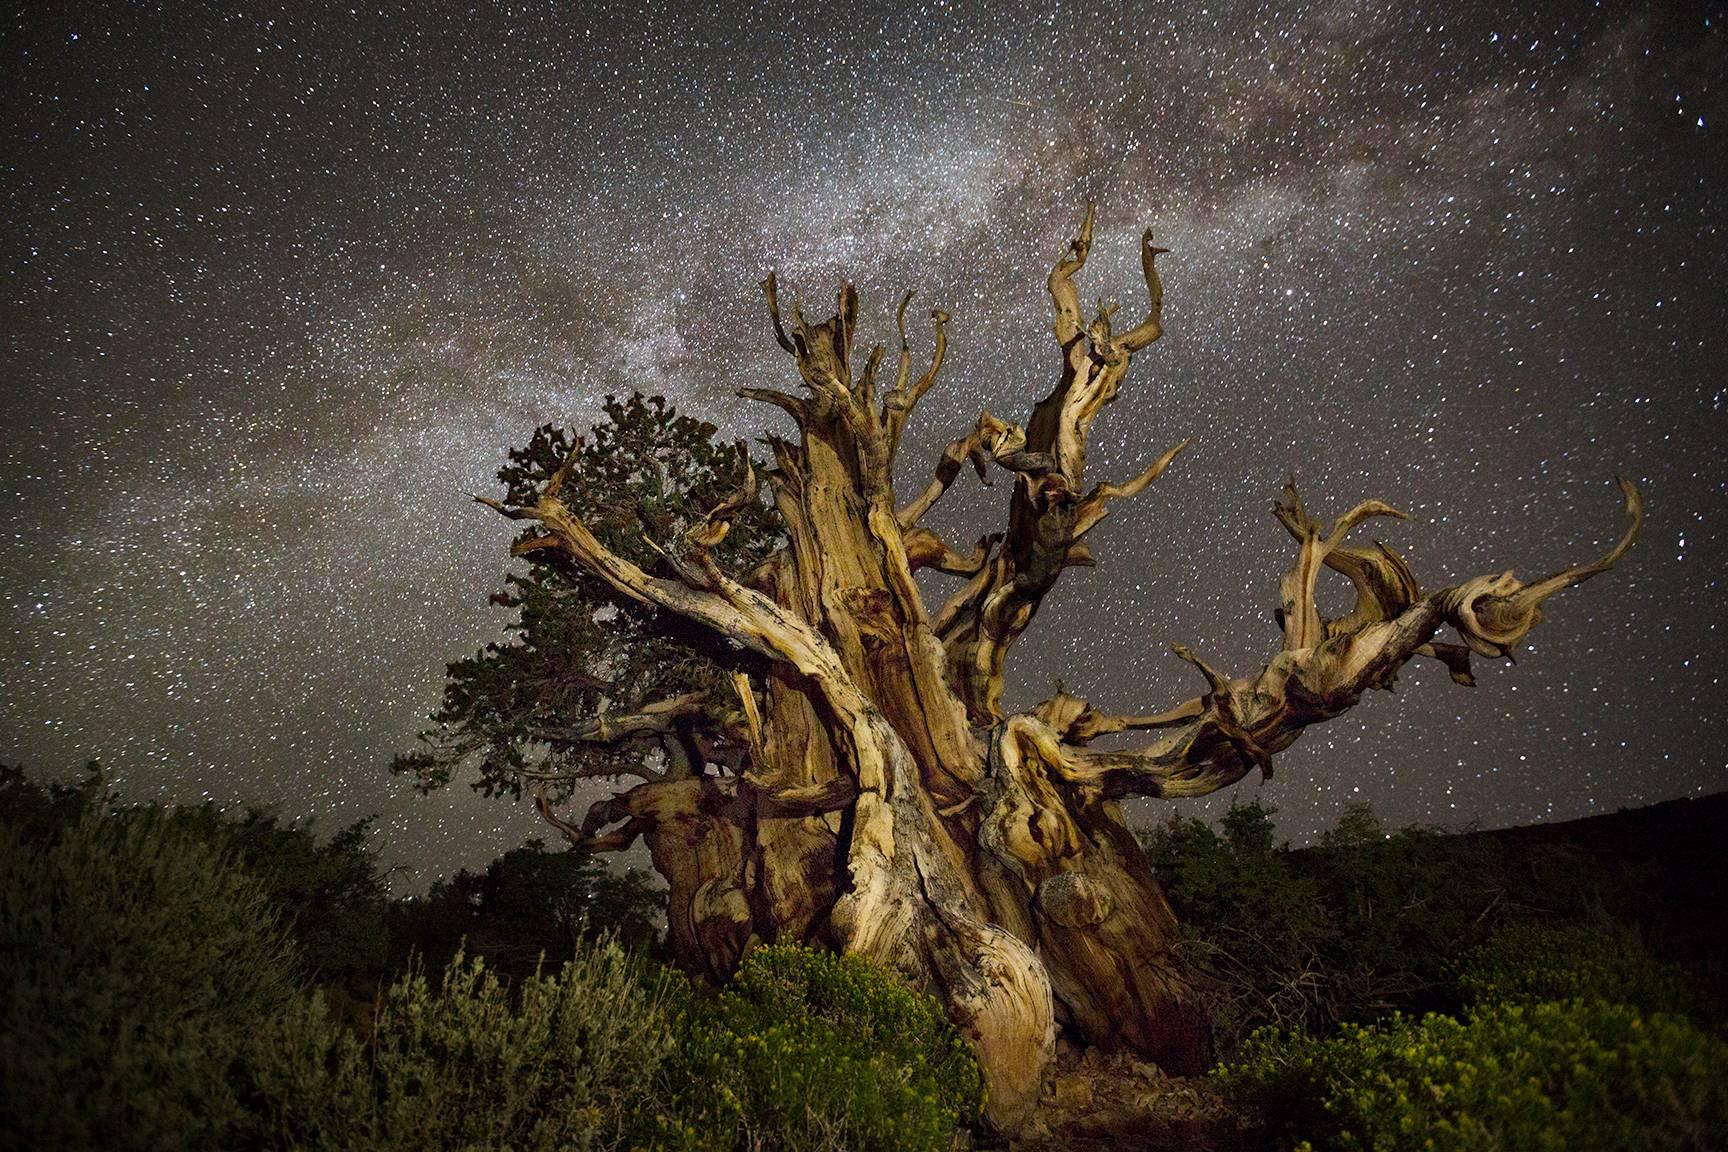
left=393, top=392, right=782, bottom=802
left=642, top=944, right=984, bottom=1152
left=0, top=807, right=304, bottom=1150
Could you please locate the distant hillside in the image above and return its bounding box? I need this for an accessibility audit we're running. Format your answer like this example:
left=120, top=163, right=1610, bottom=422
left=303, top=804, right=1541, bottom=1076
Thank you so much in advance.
left=1296, top=792, right=1728, bottom=1002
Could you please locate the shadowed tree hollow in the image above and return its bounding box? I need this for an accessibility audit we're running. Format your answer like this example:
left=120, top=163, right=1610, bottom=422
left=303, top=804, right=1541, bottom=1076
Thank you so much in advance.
left=401, top=206, right=1641, bottom=1129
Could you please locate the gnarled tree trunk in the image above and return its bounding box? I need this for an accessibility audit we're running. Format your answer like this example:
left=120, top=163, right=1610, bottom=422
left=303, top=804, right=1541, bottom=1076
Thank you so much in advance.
left=482, top=206, right=1641, bottom=1130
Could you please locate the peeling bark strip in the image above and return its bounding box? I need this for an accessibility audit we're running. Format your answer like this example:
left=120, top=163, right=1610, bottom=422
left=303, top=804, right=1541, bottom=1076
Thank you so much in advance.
left=474, top=206, right=1641, bottom=1131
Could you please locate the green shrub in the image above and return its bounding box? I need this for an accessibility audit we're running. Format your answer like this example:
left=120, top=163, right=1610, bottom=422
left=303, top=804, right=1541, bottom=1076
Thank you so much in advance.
left=642, top=944, right=983, bottom=1151
left=1222, top=999, right=1728, bottom=1151
left=0, top=760, right=106, bottom=840
left=1310, top=804, right=1513, bottom=1003
left=249, top=940, right=668, bottom=1151
left=1458, top=920, right=1699, bottom=1018
left=0, top=810, right=303, bottom=1150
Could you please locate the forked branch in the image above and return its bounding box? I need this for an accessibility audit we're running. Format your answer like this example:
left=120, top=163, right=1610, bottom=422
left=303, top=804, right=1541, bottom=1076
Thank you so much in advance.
left=475, top=451, right=853, bottom=699
left=527, top=691, right=709, bottom=750
left=1073, top=438, right=1191, bottom=538
left=883, top=295, right=951, bottom=462
left=938, top=207, right=1182, bottom=722
left=1274, top=481, right=1410, bottom=651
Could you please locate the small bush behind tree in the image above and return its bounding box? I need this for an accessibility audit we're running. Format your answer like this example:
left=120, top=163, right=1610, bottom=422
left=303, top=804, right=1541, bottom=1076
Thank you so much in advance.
left=1140, top=800, right=1337, bottom=1053
left=389, top=838, right=662, bottom=981
left=1142, top=800, right=1520, bottom=1055
left=1309, top=804, right=1512, bottom=1007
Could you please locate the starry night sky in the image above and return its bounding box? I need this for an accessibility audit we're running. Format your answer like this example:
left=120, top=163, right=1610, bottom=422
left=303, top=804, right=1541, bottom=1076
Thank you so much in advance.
left=4, top=2, right=1724, bottom=890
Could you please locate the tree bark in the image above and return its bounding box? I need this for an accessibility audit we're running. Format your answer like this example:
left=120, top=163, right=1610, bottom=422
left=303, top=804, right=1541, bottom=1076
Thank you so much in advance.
left=478, top=207, right=1641, bottom=1131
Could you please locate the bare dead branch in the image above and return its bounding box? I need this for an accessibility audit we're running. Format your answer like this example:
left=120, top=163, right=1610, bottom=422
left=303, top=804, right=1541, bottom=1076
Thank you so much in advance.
left=528, top=691, right=709, bottom=747
left=738, top=386, right=809, bottom=425
left=761, top=272, right=797, bottom=355
left=884, top=304, right=951, bottom=459
left=837, top=281, right=859, bottom=380
left=1439, top=477, right=1642, bottom=658
left=1031, top=686, right=1205, bottom=744
left=534, top=781, right=649, bottom=852
left=939, top=211, right=1182, bottom=723
left=1115, top=229, right=1171, bottom=353
left=1072, top=438, right=1191, bottom=538
left=749, top=772, right=860, bottom=817
left=891, top=290, right=915, bottom=395
left=1043, top=480, right=1640, bottom=800
left=1275, top=482, right=1410, bottom=651
left=1048, top=202, right=1097, bottom=348
left=904, top=526, right=997, bottom=576
left=896, top=410, right=1012, bottom=527
left=857, top=342, right=884, bottom=412
left=1415, top=641, right=1476, bottom=686
left=476, top=476, right=851, bottom=685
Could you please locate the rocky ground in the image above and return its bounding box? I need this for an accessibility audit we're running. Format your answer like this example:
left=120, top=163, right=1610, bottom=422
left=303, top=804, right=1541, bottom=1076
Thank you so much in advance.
left=994, top=1042, right=1248, bottom=1151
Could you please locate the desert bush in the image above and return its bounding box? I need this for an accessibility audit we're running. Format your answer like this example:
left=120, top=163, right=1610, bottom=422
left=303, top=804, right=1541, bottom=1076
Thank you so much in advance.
left=1222, top=998, right=1728, bottom=1151
left=0, top=809, right=303, bottom=1150
left=250, top=940, right=669, bottom=1151
left=1309, top=804, right=1511, bottom=1002
left=642, top=944, right=983, bottom=1152
left=1457, top=919, right=1699, bottom=1018
left=1226, top=911, right=1720, bottom=1152
left=0, top=760, right=106, bottom=839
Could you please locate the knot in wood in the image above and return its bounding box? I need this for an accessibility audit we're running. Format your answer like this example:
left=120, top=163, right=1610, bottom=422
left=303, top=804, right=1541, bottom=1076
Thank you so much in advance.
left=832, top=585, right=898, bottom=647
left=1036, top=871, right=1114, bottom=928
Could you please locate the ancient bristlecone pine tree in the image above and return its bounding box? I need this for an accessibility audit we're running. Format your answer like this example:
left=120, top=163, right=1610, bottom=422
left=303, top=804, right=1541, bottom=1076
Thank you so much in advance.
left=470, top=207, right=1640, bottom=1127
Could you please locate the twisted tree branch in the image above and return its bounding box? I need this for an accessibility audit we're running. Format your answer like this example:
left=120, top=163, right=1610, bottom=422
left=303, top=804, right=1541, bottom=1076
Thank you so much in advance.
left=1038, top=479, right=1641, bottom=800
